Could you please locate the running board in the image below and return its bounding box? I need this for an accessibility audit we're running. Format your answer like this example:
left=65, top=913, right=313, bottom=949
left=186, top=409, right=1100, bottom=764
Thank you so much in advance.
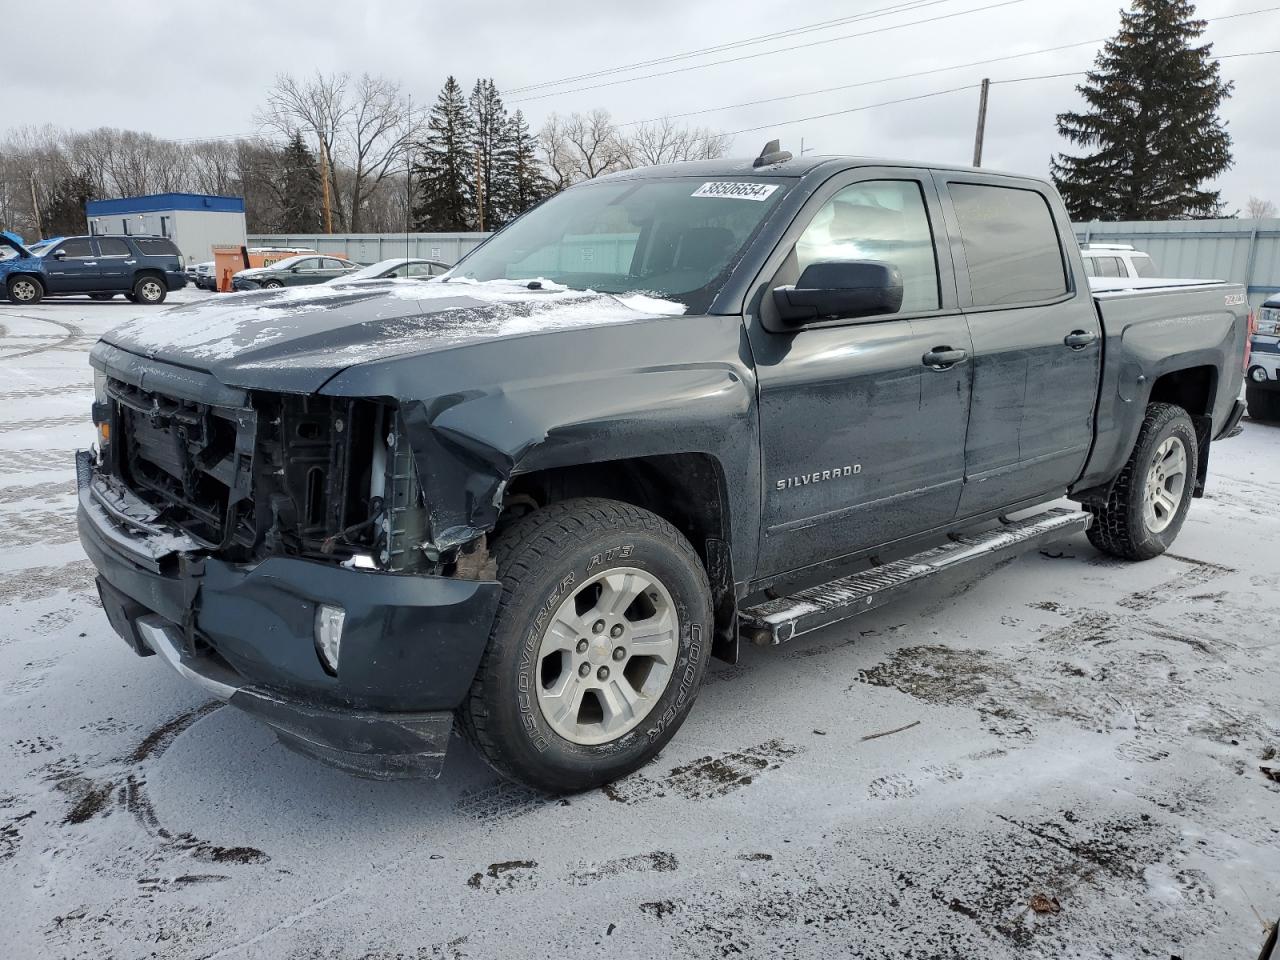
left=739, top=507, right=1091, bottom=646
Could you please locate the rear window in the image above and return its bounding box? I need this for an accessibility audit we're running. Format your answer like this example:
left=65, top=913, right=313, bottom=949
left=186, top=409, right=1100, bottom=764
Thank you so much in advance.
left=1132, top=254, right=1157, bottom=278
left=949, top=183, right=1068, bottom=306
left=134, top=238, right=180, bottom=257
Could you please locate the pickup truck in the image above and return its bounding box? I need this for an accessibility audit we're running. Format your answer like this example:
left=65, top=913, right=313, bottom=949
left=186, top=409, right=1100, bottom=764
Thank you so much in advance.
left=77, top=146, right=1249, bottom=792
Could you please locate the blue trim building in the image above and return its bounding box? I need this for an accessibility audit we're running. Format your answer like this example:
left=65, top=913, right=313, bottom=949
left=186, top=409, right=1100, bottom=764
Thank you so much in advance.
left=85, top=193, right=247, bottom=264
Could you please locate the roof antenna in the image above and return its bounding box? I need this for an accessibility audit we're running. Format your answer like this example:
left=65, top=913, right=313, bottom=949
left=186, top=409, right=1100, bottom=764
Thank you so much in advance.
left=753, top=139, right=793, bottom=168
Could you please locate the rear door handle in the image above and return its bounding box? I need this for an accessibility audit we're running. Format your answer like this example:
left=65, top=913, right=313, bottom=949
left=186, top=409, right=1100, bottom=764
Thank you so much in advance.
left=1064, top=330, right=1098, bottom=349
left=922, top=346, right=968, bottom=369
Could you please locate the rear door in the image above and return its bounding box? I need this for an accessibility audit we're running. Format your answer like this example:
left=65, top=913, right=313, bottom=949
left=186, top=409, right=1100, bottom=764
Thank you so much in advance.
left=44, top=237, right=100, bottom=292
left=748, top=168, right=973, bottom=578
left=94, top=237, right=133, bottom=289
left=937, top=176, right=1102, bottom=517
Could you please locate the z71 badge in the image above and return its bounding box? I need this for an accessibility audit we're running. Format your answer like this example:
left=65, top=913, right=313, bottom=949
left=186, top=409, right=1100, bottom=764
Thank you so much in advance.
left=776, top=465, right=861, bottom=491
left=1225, top=293, right=1246, bottom=306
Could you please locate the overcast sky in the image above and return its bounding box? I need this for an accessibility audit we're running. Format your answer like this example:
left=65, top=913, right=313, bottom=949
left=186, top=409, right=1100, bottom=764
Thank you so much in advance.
left=6, top=0, right=1277, bottom=210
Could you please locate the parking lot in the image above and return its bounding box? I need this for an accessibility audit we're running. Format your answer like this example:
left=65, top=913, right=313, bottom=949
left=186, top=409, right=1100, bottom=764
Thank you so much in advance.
left=1, top=292, right=1277, bottom=959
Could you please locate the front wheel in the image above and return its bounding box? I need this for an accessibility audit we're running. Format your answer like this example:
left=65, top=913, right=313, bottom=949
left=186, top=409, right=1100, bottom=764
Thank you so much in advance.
left=1086, top=402, right=1198, bottom=561
left=261, top=279, right=283, bottom=289
left=6, top=275, right=44, bottom=305
left=459, top=498, right=712, bottom=792
left=132, top=275, right=166, bottom=305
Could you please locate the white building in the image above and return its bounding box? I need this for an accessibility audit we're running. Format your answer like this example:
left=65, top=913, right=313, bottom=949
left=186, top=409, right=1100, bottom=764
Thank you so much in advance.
left=85, top=193, right=247, bottom=265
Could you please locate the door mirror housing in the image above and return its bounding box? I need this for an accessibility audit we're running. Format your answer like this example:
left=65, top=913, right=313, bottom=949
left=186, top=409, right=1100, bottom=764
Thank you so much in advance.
left=772, top=260, right=904, bottom=324
left=53, top=250, right=67, bottom=260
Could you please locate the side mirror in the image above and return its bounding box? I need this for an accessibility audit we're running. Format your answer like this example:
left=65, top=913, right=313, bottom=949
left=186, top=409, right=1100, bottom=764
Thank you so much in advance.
left=290, top=266, right=301, bottom=273
left=772, top=260, right=904, bottom=324
left=53, top=250, right=67, bottom=260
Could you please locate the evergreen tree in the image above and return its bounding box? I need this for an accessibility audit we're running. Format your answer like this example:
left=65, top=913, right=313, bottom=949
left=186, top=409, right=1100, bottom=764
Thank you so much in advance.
left=277, top=131, right=322, bottom=233
left=497, top=110, right=551, bottom=223
left=412, top=76, right=474, bottom=231
left=469, top=78, right=510, bottom=231
left=1051, top=0, right=1233, bottom=221
left=43, top=172, right=95, bottom=237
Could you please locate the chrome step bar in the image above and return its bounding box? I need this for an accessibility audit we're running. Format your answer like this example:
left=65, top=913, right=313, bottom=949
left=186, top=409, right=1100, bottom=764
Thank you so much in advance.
left=738, top=507, right=1091, bottom=646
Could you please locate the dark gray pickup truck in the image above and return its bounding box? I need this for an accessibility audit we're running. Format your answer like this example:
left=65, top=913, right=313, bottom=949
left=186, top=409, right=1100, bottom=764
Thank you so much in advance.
left=78, top=146, right=1249, bottom=791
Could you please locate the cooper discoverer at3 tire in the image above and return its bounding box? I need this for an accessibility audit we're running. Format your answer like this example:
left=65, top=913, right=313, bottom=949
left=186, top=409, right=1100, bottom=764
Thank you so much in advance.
left=458, top=497, right=713, bottom=793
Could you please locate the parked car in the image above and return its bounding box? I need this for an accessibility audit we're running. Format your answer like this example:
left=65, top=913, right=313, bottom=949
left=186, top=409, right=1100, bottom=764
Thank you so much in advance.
left=79, top=148, right=1248, bottom=792
left=3, top=233, right=186, bottom=305
left=1246, top=294, right=1280, bottom=420
left=232, top=254, right=359, bottom=290
left=325, top=257, right=451, bottom=284
left=1079, top=243, right=1159, bottom=279
left=193, top=261, right=216, bottom=291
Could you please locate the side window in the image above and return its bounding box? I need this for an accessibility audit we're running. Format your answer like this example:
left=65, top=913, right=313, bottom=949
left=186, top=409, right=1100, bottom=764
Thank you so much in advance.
left=794, top=179, right=940, bottom=313
left=295, top=258, right=321, bottom=271
left=96, top=237, right=130, bottom=257
left=1102, top=257, right=1124, bottom=278
left=1081, top=257, right=1098, bottom=277
left=949, top=183, right=1068, bottom=306
left=406, top=262, right=435, bottom=277
left=60, top=238, right=95, bottom=258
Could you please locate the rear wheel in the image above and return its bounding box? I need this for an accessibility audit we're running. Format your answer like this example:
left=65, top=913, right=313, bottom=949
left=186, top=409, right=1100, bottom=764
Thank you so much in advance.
left=1086, top=402, right=1198, bottom=561
left=459, top=498, right=712, bottom=792
left=6, top=275, right=43, bottom=305
left=132, top=275, right=166, bottom=305
left=1246, top=384, right=1280, bottom=422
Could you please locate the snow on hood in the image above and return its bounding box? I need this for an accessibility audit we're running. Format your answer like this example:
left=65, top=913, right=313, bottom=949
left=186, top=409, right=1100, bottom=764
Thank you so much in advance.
left=101, top=278, right=688, bottom=376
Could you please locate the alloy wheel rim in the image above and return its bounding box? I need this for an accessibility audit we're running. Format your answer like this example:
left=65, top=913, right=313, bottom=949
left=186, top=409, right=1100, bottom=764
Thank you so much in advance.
left=12, top=280, right=35, bottom=301
left=535, top=566, right=679, bottom=746
left=1143, top=436, right=1186, bottom=534
left=141, top=280, right=162, bottom=301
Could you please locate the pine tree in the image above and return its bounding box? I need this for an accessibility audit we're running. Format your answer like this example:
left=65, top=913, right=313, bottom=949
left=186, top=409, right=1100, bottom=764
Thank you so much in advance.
left=277, top=131, right=322, bottom=233
left=497, top=110, right=551, bottom=223
left=412, top=77, right=474, bottom=231
left=1051, top=0, right=1233, bottom=221
left=469, top=78, right=510, bottom=231
left=43, top=172, right=95, bottom=237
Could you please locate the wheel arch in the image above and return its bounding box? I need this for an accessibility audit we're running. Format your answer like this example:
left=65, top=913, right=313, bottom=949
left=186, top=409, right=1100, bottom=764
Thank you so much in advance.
left=504, top=454, right=741, bottom=663
left=1147, top=365, right=1217, bottom=496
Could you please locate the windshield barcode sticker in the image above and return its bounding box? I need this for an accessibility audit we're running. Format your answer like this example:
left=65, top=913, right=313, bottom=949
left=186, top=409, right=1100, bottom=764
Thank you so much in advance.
left=692, top=181, right=779, bottom=201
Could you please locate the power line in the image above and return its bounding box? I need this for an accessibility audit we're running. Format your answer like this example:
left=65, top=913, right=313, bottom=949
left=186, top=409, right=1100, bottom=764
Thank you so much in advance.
left=506, top=0, right=961, bottom=94
left=508, top=0, right=1035, bottom=104
left=617, top=5, right=1280, bottom=128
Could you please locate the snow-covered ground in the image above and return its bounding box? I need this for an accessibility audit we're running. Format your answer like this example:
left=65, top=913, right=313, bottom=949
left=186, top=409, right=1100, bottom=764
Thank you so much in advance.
left=1, top=290, right=1277, bottom=959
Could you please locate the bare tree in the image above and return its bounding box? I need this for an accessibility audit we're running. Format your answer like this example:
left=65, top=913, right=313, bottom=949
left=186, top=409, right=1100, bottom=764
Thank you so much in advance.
left=1246, top=196, right=1278, bottom=219
left=537, top=113, right=579, bottom=192
left=620, top=117, right=732, bottom=167
left=257, top=71, right=415, bottom=232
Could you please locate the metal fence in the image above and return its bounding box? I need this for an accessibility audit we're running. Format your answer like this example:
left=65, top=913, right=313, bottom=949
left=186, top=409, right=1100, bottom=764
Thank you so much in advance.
left=250, top=221, right=1280, bottom=310
left=245, top=232, right=491, bottom=266
left=1073, top=219, right=1280, bottom=308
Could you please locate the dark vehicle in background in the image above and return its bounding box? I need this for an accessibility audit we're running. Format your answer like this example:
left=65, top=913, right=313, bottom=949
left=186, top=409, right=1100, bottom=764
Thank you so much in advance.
left=3, top=234, right=186, bottom=305
left=325, top=257, right=451, bottom=285
left=1246, top=294, right=1280, bottom=420
left=232, top=254, right=360, bottom=290
left=193, top=261, right=216, bottom=291
left=79, top=148, right=1248, bottom=793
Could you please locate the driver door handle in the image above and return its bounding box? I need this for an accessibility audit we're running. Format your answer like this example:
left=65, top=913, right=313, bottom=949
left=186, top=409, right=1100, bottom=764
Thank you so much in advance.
left=922, top=346, right=968, bottom=369
left=1064, top=330, right=1097, bottom=349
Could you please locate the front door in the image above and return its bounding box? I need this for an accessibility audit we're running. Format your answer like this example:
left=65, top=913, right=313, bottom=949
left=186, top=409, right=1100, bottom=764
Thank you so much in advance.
left=936, top=177, right=1102, bottom=517
left=747, top=170, right=973, bottom=580
left=44, top=237, right=100, bottom=292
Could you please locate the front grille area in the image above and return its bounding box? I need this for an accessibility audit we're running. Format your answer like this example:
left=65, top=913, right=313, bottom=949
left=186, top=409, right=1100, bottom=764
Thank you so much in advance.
left=103, top=378, right=419, bottom=568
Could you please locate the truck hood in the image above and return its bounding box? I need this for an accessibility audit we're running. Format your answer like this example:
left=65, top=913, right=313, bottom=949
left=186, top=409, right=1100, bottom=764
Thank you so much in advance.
left=97, top=278, right=686, bottom=394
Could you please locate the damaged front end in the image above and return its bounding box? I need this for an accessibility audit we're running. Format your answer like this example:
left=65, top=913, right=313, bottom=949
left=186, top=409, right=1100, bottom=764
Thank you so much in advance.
left=79, top=354, right=503, bottom=779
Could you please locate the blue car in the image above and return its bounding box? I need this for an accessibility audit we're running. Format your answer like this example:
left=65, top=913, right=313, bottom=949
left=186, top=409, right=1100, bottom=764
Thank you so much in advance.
left=0, top=231, right=186, bottom=305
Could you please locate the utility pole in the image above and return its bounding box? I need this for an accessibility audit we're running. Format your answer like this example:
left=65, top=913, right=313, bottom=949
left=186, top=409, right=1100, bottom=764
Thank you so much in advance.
left=319, top=136, right=334, bottom=234
left=29, top=174, right=43, bottom=239
left=972, top=78, right=990, bottom=168
left=475, top=149, right=484, bottom=232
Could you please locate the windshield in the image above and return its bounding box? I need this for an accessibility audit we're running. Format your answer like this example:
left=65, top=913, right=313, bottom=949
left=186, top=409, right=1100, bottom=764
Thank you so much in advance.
left=450, top=176, right=789, bottom=312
